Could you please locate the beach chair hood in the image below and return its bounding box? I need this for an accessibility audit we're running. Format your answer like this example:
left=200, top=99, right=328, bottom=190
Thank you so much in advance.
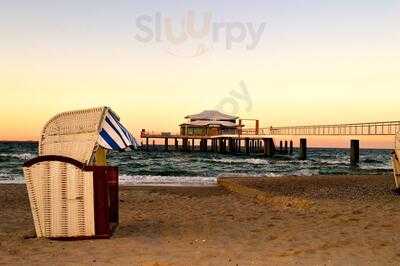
left=39, top=106, right=138, bottom=165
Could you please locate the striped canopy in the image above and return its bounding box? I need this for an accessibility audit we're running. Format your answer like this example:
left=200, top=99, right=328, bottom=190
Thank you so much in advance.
left=98, top=109, right=140, bottom=150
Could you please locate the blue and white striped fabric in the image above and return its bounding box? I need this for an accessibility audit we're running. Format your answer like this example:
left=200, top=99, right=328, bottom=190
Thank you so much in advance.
left=97, top=111, right=140, bottom=151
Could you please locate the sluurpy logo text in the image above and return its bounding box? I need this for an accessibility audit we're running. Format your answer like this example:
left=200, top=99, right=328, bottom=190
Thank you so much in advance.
left=134, top=11, right=267, bottom=57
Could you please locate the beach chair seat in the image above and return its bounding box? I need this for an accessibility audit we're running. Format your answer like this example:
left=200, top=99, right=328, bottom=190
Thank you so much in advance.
left=23, top=107, right=137, bottom=239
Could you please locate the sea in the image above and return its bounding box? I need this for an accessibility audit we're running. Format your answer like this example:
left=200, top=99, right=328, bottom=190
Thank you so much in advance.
left=0, top=142, right=393, bottom=186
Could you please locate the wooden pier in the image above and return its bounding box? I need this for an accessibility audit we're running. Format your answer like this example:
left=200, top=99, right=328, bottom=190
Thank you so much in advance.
left=141, top=120, right=400, bottom=167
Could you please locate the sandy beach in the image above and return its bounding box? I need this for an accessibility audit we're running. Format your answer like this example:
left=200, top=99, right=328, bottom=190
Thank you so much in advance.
left=1, top=174, right=400, bottom=265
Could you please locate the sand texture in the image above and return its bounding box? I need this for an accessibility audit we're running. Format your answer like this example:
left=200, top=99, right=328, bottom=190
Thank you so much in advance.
left=1, top=175, right=400, bottom=265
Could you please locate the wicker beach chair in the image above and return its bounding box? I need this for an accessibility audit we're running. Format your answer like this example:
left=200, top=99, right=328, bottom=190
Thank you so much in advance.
left=393, top=132, right=400, bottom=189
left=23, top=107, right=137, bottom=239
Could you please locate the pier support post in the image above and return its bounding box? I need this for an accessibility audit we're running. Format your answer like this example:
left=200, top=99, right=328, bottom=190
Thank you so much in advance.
left=164, top=138, right=169, bottom=151
left=299, top=138, right=307, bottom=160
left=245, top=138, right=250, bottom=155
left=284, top=141, right=288, bottom=154
left=280, top=141, right=283, bottom=152
left=289, top=140, right=293, bottom=155
left=192, top=139, right=195, bottom=151
left=146, top=138, right=149, bottom=151
left=263, top=138, right=274, bottom=157
left=350, top=139, right=360, bottom=166
left=182, top=138, right=188, bottom=152
left=228, top=138, right=235, bottom=154
left=153, top=140, right=155, bottom=150
left=218, top=138, right=224, bottom=153
left=175, top=138, right=178, bottom=151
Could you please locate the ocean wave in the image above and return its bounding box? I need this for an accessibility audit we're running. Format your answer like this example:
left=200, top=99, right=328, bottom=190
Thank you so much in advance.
left=0, top=173, right=25, bottom=184
left=314, top=159, right=349, bottom=166
left=292, top=169, right=320, bottom=176
left=119, top=174, right=217, bottom=186
left=204, top=158, right=270, bottom=165
left=0, top=153, right=35, bottom=160
left=362, top=158, right=384, bottom=164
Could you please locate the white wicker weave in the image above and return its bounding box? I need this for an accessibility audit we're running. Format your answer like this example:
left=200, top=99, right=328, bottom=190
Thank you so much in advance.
left=39, top=107, right=109, bottom=165
left=23, top=161, right=95, bottom=238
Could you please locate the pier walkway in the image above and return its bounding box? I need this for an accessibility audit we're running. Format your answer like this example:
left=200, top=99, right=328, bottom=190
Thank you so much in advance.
left=243, top=121, right=400, bottom=136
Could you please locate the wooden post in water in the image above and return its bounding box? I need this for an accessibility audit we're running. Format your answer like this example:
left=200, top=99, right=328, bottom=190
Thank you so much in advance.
left=228, top=138, right=234, bottom=154
left=289, top=140, right=293, bottom=155
left=218, top=138, right=224, bottom=153
left=175, top=138, right=178, bottom=151
left=146, top=138, right=149, bottom=151
left=350, top=139, right=360, bottom=166
left=182, top=138, right=188, bottom=152
left=245, top=138, right=250, bottom=155
left=263, top=138, right=274, bottom=157
left=153, top=140, right=155, bottom=150
left=299, top=138, right=307, bottom=160
left=284, top=141, right=288, bottom=154
left=192, top=139, right=195, bottom=151
left=280, top=141, right=283, bottom=152
left=164, top=138, right=169, bottom=151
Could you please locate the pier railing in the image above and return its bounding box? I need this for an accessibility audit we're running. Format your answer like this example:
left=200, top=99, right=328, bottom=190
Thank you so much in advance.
left=141, top=121, right=400, bottom=138
left=242, top=121, right=400, bottom=136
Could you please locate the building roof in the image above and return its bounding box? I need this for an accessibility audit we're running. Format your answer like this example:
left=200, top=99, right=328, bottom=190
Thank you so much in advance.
left=185, top=110, right=238, bottom=121
left=180, top=120, right=238, bottom=128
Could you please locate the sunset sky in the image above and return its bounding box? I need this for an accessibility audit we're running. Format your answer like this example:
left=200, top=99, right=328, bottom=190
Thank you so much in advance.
left=1, top=1, right=399, bottom=148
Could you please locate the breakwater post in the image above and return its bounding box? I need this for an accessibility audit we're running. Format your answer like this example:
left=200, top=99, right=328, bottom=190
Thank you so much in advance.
left=350, top=139, right=360, bottom=166
left=289, top=140, right=293, bottom=155
left=263, top=138, right=274, bottom=157
left=299, top=138, right=307, bottom=160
